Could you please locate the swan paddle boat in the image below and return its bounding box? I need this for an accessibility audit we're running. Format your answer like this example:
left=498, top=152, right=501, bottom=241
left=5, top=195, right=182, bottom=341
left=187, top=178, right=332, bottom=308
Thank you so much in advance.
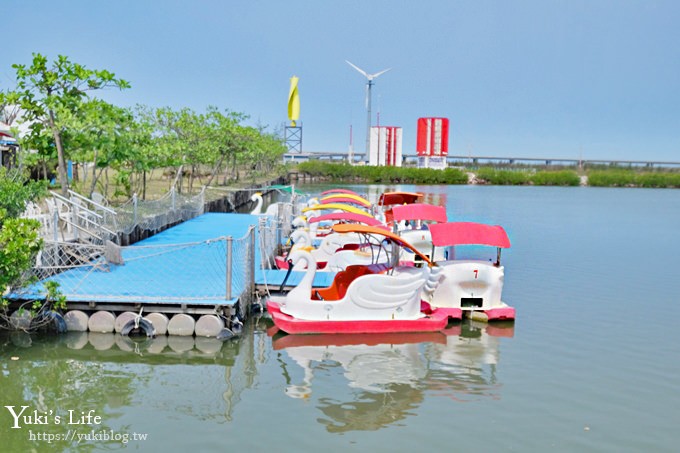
left=291, top=210, right=383, bottom=241
left=426, top=221, right=515, bottom=321
left=391, top=203, right=448, bottom=264
left=276, top=209, right=389, bottom=271
left=377, top=191, right=424, bottom=224
left=274, top=226, right=378, bottom=271
left=267, top=224, right=463, bottom=335
left=250, top=191, right=295, bottom=218
left=277, top=205, right=381, bottom=271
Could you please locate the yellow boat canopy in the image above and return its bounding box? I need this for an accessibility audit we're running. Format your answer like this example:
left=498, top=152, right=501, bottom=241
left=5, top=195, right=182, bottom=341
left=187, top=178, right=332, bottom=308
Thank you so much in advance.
left=303, top=203, right=372, bottom=217
left=320, top=193, right=372, bottom=208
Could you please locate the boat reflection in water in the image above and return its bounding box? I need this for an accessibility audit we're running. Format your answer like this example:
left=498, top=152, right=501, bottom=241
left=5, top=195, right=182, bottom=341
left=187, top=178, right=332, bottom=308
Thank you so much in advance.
left=269, top=320, right=514, bottom=432
left=424, top=321, right=514, bottom=403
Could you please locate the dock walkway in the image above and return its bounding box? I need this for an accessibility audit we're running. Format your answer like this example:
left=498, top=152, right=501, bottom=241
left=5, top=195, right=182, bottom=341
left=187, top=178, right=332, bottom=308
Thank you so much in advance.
left=15, top=213, right=261, bottom=314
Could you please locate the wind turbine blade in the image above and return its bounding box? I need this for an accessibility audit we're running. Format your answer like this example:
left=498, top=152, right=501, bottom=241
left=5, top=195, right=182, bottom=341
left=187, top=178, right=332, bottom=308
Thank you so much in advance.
left=365, top=84, right=369, bottom=108
left=346, top=60, right=369, bottom=79
left=370, top=67, right=392, bottom=79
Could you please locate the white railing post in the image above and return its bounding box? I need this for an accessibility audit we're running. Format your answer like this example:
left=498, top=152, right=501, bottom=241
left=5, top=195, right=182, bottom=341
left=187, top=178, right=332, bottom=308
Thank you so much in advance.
left=249, top=226, right=256, bottom=303
left=226, top=236, right=233, bottom=300
left=72, top=200, right=79, bottom=240
left=133, top=193, right=138, bottom=226
left=258, top=217, right=268, bottom=269
left=52, top=210, right=59, bottom=241
left=200, top=186, right=205, bottom=214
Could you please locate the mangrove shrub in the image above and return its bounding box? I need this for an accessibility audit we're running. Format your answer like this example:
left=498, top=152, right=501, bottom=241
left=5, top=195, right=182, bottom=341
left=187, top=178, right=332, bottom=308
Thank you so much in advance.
left=531, top=170, right=580, bottom=186
left=296, top=162, right=467, bottom=184
left=475, top=168, right=531, bottom=185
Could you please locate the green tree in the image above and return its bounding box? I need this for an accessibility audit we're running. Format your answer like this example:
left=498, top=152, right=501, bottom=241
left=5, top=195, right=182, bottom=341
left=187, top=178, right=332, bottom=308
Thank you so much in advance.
left=17, top=121, right=57, bottom=180
left=151, top=107, right=201, bottom=193
left=151, top=106, right=247, bottom=191
left=0, top=53, right=129, bottom=195
left=0, top=168, right=45, bottom=295
left=0, top=99, right=21, bottom=125
left=62, top=99, right=152, bottom=198
left=244, top=123, right=287, bottom=180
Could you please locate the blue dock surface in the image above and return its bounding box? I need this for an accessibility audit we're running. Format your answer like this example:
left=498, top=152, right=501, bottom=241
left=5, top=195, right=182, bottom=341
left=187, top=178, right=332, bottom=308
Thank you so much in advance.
left=256, top=269, right=337, bottom=289
left=16, top=213, right=266, bottom=306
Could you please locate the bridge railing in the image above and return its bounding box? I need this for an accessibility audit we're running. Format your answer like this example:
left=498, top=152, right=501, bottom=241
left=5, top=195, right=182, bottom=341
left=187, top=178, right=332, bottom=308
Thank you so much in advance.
left=283, top=151, right=680, bottom=169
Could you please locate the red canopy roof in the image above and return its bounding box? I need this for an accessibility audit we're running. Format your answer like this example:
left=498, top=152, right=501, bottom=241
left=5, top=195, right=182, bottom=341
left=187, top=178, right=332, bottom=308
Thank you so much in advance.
left=378, top=191, right=423, bottom=206
left=428, top=222, right=511, bottom=248
left=391, top=203, right=447, bottom=223
left=308, top=212, right=383, bottom=226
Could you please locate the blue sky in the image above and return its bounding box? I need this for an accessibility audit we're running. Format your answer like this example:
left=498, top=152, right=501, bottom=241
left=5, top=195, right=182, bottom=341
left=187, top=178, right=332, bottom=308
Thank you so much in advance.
left=2, top=0, right=679, bottom=161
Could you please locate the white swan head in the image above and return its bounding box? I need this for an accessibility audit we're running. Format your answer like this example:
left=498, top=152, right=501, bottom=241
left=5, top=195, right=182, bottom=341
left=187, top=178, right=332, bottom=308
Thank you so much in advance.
left=292, top=215, right=308, bottom=229
left=285, top=250, right=317, bottom=302
left=250, top=192, right=263, bottom=215
left=290, top=228, right=312, bottom=248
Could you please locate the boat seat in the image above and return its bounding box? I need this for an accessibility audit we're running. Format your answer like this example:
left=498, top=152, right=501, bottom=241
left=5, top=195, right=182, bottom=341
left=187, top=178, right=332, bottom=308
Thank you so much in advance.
left=314, top=263, right=390, bottom=301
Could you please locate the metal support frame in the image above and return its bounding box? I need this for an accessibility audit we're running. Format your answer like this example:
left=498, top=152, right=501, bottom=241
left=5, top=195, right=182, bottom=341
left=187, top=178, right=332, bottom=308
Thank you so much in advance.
left=285, top=125, right=303, bottom=153
left=247, top=226, right=256, bottom=307
left=226, top=236, right=233, bottom=300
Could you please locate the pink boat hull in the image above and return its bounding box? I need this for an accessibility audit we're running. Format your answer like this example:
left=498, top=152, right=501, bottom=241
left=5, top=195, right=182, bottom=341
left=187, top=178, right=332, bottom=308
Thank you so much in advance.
left=267, top=301, right=462, bottom=335
left=484, top=307, right=516, bottom=321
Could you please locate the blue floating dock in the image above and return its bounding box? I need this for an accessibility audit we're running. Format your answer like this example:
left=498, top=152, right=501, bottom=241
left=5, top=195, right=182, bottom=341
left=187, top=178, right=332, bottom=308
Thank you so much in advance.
left=16, top=213, right=266, bottom=307
left=256, top=269, right=337, bottom=290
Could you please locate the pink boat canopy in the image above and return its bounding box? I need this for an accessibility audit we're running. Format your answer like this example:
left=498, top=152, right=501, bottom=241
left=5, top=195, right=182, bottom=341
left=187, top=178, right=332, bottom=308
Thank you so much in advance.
left=429, top=222, right=511, bottom=248
left=308, top=212, right=383, bottom=226
left=321, top=189, right=361, bottom=196
left=391, top=203, right=447, bottom=223
left=319, top=196, right=371, bottom=208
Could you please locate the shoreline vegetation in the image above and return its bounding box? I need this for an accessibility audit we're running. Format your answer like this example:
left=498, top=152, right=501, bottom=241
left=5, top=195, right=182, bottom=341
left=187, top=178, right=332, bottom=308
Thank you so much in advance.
left=294, top=161, right=680, bottom=188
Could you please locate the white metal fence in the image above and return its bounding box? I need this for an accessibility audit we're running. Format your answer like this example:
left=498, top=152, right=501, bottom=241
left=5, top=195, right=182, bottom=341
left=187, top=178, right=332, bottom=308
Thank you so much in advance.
left=17, top=227, right=256, bottom=315
left=15, top=185, right=300, bottom=315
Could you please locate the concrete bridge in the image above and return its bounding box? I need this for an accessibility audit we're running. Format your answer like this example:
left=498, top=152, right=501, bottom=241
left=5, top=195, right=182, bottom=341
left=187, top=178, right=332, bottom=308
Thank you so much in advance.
left=283, top=151, right=680, bottom=169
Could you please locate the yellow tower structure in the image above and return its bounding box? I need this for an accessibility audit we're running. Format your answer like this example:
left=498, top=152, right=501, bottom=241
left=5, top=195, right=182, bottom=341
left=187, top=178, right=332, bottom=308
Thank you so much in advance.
left=285, top=76, right=302, bottom=153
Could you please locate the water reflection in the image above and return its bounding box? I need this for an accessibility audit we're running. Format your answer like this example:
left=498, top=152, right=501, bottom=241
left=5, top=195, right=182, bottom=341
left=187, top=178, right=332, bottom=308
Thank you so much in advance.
left=1, top=333, right=141, bottom=451
left=360, top=185, right=448, bottom=208
left=270, top=321, right=514, bottom=432
left=424, top=321, right=513, bottom=403
left=0, top=328, right=260, bottom=449
left=42, top=331, right=236, bottom=359
left=1, top=318, right=514, bottom=444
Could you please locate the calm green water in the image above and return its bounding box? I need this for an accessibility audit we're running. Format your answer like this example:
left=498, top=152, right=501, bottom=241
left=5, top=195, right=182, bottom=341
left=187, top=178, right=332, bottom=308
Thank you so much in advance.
left=2, top=185, right=680, bottom=452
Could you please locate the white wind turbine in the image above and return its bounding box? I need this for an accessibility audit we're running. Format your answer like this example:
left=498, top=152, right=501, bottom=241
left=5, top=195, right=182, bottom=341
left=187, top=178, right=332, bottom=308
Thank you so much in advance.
left=346, top=60, right=391, bottom=159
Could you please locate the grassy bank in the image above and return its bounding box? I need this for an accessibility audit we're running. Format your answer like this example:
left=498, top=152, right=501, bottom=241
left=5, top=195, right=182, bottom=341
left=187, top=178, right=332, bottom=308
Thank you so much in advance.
left=296, top=161, right=468, bottom=184
left=474, top=168, right=581, bottom=186
left=295, top=162, right=680, bottom=188
left=587, top=170, right=680, bottom=188
left=296, top=162, right=580, bottom=186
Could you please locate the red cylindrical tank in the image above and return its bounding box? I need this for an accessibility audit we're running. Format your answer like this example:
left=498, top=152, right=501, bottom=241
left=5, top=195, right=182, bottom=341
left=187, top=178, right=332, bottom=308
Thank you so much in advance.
left=417, top=117, right=449, bottom=156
